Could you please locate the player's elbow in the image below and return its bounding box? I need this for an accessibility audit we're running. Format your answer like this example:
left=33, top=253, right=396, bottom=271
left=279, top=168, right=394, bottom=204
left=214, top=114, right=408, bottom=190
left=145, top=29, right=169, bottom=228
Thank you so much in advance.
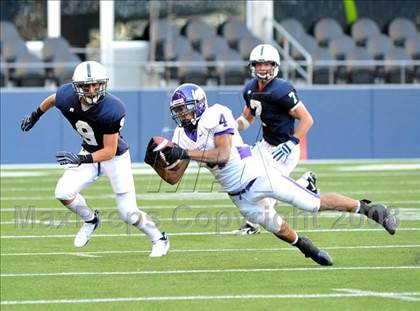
left=305, top=114, right=314, bottom=128
left=217, top=152, right=230, bottom=165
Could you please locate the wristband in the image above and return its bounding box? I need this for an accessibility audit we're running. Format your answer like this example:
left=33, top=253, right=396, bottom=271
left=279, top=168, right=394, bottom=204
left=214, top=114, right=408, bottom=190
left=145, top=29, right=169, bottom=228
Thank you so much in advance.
left=237, top=115, right=250, bottom=130
left=80, top=154, right=94, bottom=163
left=290, top=136, right=300, bottom=145
left=34, top=107, right=44, bottom=119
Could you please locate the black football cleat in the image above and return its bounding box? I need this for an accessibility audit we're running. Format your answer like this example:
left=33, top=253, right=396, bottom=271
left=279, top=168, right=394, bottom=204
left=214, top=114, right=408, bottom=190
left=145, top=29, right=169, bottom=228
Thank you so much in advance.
left=294, top=236, right=333, bottom=266
left=359, top=200, right=397, bottom=235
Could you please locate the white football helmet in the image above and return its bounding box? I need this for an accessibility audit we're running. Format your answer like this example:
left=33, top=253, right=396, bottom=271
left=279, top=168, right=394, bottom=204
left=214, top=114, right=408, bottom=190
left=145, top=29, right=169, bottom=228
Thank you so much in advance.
left=72, top=61, right=108, bottom=105
left=249, top=44, right=280, bottom=81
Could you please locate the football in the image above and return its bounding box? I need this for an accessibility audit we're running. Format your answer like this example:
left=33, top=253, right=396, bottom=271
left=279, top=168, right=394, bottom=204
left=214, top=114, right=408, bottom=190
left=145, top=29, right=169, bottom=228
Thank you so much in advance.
left=151, top=136, right=181, bottom=169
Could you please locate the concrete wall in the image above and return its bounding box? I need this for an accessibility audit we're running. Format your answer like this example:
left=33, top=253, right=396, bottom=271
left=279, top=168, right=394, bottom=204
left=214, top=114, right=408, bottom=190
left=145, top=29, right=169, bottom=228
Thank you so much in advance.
left=1, top=86, right=419, bottom=164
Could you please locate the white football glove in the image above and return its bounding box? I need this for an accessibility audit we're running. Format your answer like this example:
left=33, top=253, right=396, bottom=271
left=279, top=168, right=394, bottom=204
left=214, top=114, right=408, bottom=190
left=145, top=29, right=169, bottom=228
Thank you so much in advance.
left=272, top=138, right=299, bottom=162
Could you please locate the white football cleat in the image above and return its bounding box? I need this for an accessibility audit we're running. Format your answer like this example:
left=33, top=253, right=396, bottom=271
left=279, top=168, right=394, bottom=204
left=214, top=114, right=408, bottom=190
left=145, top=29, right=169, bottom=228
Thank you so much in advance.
left=149, top=232, right=170, bottom=257
left=74, top=210, right=100, bottom=248
left=233, top=222, right=261, bottom=235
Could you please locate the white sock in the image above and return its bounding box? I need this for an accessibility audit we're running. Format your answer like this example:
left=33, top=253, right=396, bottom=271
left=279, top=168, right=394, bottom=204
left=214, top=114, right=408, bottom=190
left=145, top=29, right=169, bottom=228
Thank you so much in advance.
left=115, top=192, right=162, bottom=243
left=66, top=194, right=94, bottom=222
left=354, top=201, right=361, bottom=213
left=133, top=211, right=163, bottom=243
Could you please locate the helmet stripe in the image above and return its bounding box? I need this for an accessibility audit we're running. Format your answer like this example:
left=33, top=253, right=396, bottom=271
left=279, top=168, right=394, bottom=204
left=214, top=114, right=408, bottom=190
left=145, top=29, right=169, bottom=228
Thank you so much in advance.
left=260, top=45, right=264, bottom=56
left=86, top=63, right=91, bottom=78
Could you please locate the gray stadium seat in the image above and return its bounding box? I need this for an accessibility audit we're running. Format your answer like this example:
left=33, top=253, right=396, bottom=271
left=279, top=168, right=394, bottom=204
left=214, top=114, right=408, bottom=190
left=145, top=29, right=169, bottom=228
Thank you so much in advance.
left=404, top=34, right=420, bottom=79
left=388, top=18, right=417, bottom=46
left=404, top=34, right=420, bottom=60
left=314, top=18, right=343, bottom=47
left=292, top=34, right=319, bottom=60
left=13, top=52, right=45, bottom=87
left=2, top=37, right=28, bottom=62
left=351, top=18, right=380, bottom=46
left=345, top=48, right=375, bottom=84
left=215, top=48, right=246, bottom=85
left=311, top=47, right=335, bottom=84
left=384, top=47, right=414, bottom=83
left=238, top=35, right=263, bottom=60
left=328, top=35, right=356, bottom=60
left=42, top=37, right=72, bottom=62
left=276, top=18, right=306, bottom=43
left=163, top=35, right=193, bottom=61
left=366, top=34, right=393, bottom=59
left=0, top=55, right=6, bottom=86
left=178, top=51, right=208, bottom=85
left=200, top=35, right=230, bottom=61
left=149, top=19, right=179, bottom=61
left=52, top=52, right=81, bottom=85
left=0, top=21, right=20, bottom=43
left=220, top=19, right=251, bottom=50
left=183, top=19, right=215, bottom=50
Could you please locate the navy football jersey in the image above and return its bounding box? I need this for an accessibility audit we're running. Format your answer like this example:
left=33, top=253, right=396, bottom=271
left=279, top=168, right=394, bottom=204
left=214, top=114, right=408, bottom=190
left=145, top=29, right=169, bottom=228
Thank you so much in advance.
left=55, top=83, right=129, bottom=155
left=242, top=78, right=301, bottom=146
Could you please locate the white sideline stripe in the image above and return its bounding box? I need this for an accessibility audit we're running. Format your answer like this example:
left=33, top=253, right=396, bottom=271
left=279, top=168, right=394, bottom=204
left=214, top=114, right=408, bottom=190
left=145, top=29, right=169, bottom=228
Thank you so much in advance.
left=2, top=188, right=420, bottom=201
left=1, top=228, right=419, bottom=239
left=336, top=288, right=420, bottom=302
left=1, top=244, right=419, bottom=257
left=2, top=290, right=420, bottom=305
left=2, top=266, right=420, bottom=278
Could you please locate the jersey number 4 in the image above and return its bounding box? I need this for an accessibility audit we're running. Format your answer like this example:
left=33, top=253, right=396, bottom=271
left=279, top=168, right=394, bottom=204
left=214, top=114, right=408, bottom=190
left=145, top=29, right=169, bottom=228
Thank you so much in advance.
left=75, top=120, right=98, bottom=146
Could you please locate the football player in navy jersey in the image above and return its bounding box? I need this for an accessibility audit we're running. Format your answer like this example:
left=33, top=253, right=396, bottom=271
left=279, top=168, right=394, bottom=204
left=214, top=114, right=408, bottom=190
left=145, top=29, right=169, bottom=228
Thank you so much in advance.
left=21, top=61, right=169, bottom=257
left=234, top=44, right=318, bottom=235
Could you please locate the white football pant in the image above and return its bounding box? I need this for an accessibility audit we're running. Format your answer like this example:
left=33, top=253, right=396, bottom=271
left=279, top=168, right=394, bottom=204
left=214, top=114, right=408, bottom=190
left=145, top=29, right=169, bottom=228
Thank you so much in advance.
left=55, top=150, right=142, bottom=224
left=229, top=171, right=320, bottom=233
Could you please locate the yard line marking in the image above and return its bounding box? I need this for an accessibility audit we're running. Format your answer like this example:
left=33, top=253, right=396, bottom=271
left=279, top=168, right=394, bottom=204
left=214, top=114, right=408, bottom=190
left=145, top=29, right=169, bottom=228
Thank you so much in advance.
left=1, top=228, right=419, bottom=239
left=2, top=290, right=420, bottom=305
left=1, top=244, right=419, bottom=257
left=2, top=213, right=420, bottom=225
left=72, top=253, right=101, bottom=258
left=1, top=266, right=420, bottom=278
left=2, top=189, right=420, bottom=201
left=336, top=288, right=420, bottom=302
left=3, top=207, right=420, bottom=225
left=2, top=202, right=419, bottom=212
left=3, top=180, right=419, bottom=192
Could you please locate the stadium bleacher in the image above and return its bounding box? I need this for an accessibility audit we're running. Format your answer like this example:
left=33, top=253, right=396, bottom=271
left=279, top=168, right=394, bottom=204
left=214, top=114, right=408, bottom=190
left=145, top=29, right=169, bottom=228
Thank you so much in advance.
left=1, top=13, right=419, bottom=86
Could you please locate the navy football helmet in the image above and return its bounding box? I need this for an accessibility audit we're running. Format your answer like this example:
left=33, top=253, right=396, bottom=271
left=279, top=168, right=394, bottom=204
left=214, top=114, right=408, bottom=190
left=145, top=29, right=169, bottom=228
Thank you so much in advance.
left=170, top=83, right=208, bottom=127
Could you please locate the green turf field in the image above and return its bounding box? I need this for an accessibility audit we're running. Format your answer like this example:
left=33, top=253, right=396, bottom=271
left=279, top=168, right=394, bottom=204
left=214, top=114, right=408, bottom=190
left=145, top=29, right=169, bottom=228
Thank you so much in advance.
left=1, top=160, right=419, bottom=310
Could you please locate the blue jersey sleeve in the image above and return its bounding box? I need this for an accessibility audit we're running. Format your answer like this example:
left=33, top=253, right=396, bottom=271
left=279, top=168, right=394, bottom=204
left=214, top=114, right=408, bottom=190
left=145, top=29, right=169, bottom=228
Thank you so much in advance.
left=100, top=95, right=126, bottom=134
left=270, top=80, right=300, bottom=111
left=55, top=83, right=77, bottom=112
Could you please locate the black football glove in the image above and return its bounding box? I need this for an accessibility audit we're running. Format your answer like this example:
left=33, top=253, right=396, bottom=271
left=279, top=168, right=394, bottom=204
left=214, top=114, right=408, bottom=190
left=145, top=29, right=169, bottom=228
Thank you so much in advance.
left=144, top=138, right=160, bottom=166
left=161, top=145, right=190, bottom=164
left=56, top=151, right=93, bottom=166
left=21, top=107, right=44, bottom=132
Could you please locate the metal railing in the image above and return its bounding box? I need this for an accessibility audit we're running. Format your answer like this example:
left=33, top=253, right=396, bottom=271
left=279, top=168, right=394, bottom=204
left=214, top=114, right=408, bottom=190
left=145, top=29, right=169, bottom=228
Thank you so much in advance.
left=269, top=18, right=313, bottom=84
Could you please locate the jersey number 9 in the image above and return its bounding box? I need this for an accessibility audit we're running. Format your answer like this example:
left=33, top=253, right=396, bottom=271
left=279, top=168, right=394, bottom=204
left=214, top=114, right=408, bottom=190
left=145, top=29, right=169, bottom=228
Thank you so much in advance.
left=75, top=120, right=98, bottom=146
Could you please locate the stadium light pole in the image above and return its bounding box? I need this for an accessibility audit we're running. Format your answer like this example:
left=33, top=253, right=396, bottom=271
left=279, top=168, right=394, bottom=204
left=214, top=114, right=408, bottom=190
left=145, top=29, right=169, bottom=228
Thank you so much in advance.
left=47, top=0, right=61, bottom=38
left=100, top=0, right=115, bottom=89
left=246, top=0, right=273, bottom=43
